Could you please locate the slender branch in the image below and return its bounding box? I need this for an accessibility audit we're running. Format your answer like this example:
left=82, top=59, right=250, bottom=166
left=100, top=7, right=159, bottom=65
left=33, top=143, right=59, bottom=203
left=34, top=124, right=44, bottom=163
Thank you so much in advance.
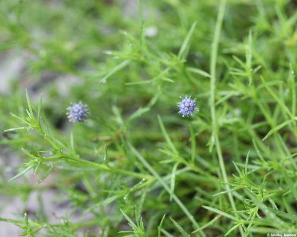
left=209, top=0, right=244, bottom=235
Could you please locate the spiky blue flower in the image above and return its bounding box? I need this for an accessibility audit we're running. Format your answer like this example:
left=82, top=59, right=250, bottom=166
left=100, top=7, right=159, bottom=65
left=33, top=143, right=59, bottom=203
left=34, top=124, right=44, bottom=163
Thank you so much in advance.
left=66, top=102, right=89, bottom=123
left=177, top=96, right=198, bottom=117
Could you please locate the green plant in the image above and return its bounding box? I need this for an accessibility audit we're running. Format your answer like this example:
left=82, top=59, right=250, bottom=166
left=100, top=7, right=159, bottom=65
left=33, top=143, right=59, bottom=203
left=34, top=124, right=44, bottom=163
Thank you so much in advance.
left=1, top=0, right=297, bottom=236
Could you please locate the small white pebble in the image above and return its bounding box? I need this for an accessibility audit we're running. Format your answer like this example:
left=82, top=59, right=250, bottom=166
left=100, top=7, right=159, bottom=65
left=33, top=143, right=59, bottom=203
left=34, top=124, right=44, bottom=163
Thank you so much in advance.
left=144, top=26, right=158, bottom=38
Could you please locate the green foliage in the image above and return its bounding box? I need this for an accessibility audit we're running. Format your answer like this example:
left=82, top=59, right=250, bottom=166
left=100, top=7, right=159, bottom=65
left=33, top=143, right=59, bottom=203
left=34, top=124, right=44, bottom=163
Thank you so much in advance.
left=1, top=0, right=297, bottom=236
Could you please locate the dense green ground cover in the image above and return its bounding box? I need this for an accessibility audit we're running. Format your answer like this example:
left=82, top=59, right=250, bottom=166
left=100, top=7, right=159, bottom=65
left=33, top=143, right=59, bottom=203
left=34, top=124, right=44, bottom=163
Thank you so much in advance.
left=1, top=0, right=297, bottom=236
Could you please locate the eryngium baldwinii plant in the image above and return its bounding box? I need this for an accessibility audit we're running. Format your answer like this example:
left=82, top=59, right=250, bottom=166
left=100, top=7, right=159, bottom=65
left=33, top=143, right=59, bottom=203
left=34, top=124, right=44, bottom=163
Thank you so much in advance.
left=1, top=0, right=297, bottom=236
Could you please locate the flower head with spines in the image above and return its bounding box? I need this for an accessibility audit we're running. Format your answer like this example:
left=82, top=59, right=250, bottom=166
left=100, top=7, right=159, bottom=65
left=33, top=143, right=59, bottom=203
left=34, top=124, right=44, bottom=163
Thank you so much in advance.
left=177, top=96, right=198, bottom=117
left=66, top=102, right=89, bottom=123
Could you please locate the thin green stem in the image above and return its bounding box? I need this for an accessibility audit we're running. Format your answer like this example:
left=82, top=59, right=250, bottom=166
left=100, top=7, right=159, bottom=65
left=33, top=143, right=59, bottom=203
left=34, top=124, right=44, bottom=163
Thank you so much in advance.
left=129, top=143, right=206, bottom=237
left=209, top=0, right=243, bottom=235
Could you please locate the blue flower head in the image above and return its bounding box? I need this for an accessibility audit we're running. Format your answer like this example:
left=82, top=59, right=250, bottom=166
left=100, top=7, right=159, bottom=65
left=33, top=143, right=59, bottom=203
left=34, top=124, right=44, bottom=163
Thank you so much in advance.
left=66, top=102, right=89, bottom=123
left=177, top=96, right=198, bottom=117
